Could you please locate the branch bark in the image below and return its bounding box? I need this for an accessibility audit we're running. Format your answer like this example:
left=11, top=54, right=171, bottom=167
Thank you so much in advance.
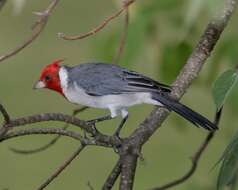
left=102, top=159, right=121, bottom=190
left=9, top=106, right=89, bottom=154
left=0, top=112, right=122, bottom=148
left=58, top=0, right=134, bottom=41
left=37, top=145, right=85, bottom=190
left=113, top=8, right=129, bottom=64
left=0, top=0, right=59, bottom=63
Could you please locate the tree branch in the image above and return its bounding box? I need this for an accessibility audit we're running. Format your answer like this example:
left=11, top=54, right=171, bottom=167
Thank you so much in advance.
left=0, top=127, right=114, bottom=148
left=0, top=128, right=83, bottom=142
left=9, top=106, right=89, bottom=154
left=119, top=153, right=138, bottom=190
left=58, top=0, right=134, bottom=41
left=102, top=159, right=122, bottom=190
left=150, top=109, right=223, bottom=190
left=1, top=112, right=121, bottom=147
left=37, top=145, right=85, bottom=190
left=113, top=7, right=129, bottom=64
left=0, top=104, right=10, bottom=123
left=0, top=104, right=11, bottom=137
left=0, top=0, right=59, bottom=63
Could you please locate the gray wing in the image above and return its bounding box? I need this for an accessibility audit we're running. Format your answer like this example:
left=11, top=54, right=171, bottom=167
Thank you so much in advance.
left=66, top=63, right=171, bottom=96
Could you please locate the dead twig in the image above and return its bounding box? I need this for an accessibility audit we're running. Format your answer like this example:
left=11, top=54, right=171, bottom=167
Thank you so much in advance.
left=9, top=106, right=88, bottom=154
left=149, top=109, right=223, bottom=190
left=0, top=104, right=11, bottom=137
left=113, top=7, right=129, bottom=64
left=58, top=0, right=134, bottom=41
left=37, top=145, right=85, bottom=190
left=0, top=0, right=59, bottom=63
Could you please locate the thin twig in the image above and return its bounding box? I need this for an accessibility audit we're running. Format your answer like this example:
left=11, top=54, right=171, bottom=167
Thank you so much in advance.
left=0, top=128, right=83, bottom=142
left=0, top=104, right=10, bottom=123
left=58, top=0, right=134, bottom=41
left=102, top=159, right=122, bottom=190
left=9, top=106, right=88, bottom=154
left=0, top=0, right=59, bottom=63
left=113, top=7, right=129, bottom=64
left=37, top=145, right=85, bottom=190
left=7, top=113, right=91, bottom=131
left=1, top=112, right=121, bottom=147
left=0, top=104, right=11, bottom=137
left=9, top=133, right=62, bottom=154
left=150, top=109, right=223, bottom=190
left=87, top=181, right=95, bottom=190
left=0, top=127, right=112, bottom=148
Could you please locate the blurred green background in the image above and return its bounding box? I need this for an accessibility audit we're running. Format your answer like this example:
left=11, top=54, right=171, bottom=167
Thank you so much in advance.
left=0, top=0, right=238, bottom=189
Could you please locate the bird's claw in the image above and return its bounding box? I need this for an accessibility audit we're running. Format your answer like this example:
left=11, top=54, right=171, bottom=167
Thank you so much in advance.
left=112, top=133, right=122, bottom=153
left=86, top=120, right=99, bottom=137
left=91, top=125, right=99, bottom=137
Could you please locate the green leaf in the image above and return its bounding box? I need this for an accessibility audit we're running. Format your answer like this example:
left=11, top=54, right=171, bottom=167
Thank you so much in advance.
left=217, top=130, right=238, bottom=190
left=212, top=70, right=238, bottom=111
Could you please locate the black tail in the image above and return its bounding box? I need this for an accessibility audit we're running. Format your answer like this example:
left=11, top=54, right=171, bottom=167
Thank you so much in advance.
left=152, top=93, right=218, bottom=131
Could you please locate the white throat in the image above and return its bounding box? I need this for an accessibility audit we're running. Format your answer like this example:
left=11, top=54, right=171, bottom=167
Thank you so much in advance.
left=59, top=67, right=69, bottom=90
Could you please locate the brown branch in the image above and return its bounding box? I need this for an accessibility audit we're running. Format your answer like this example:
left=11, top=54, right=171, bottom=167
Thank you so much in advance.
left=119, top=153, right=138, bottom=190
left=0, top=128, right=83, bottom=142
left=0, top=127, right=113, bottom=148
left=58, top=0, right=134, bottom=41
left=118, top=0, right=237, bottom=189
left=113, top=8, right=129, bottom=64
left=150, top=109, right=223, bottom=190
left=9, top=106, right=89, bottom=154
left=2, top=112, right=121, bottom=147
left=0, top=0, right=59, bottom=63
left=0, top=104, right=10, bottom=123
left=102, top=159, right=122, bottom=190
left=0, top=104, right=11, bottom=137
left=37, top=145, right=85, bottom=190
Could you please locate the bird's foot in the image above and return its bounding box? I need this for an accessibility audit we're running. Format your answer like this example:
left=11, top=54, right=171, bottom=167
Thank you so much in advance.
left=112, top=132, right=123, bottom=153
left=86, top=120, right=99, bottom=137
left=91, top=124, right=99, bottom=137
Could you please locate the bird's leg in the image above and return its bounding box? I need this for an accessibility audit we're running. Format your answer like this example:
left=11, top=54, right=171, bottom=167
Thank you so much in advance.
left=86, top=115, right=112, bottom=136
left=86, top=115, right=112, bottom=125
left=113, top=114, right=128, bottom=138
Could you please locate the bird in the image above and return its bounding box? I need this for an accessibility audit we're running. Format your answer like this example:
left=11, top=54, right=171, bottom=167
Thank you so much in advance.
left=34, top=60, right=218, bottom=137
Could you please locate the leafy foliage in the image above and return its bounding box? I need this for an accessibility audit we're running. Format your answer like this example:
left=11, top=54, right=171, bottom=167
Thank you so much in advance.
left=212, top=70, right=238, bottom=111
left=217, top=130, right=238, bottom=190
left=213, top=69, right=238, bottom=190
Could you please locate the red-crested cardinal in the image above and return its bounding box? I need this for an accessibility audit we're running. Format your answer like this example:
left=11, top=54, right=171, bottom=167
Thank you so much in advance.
left=34, top=60, right=217, bottom=137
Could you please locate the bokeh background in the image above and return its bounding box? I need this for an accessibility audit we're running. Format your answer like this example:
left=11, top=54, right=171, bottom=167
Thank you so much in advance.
left=0, top=0, right=238, bottom=189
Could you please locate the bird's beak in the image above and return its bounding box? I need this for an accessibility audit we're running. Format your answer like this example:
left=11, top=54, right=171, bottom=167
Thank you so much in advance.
left=33, top=80, right=45, bottom=89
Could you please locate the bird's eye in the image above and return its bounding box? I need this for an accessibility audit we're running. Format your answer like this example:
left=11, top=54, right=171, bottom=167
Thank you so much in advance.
left=45, top=75, right=51, bottom=81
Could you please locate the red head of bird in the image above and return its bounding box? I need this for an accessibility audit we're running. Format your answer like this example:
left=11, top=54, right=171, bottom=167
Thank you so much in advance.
left=34, top=59, right=64, bottom=95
